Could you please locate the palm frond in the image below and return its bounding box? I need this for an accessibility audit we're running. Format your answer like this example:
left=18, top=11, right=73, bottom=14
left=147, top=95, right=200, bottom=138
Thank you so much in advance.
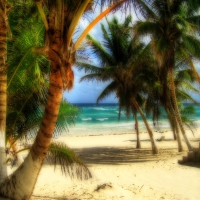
left=181, top=34, right=200, bottom=59
left=76, top=62, right=103, bottom=74
left=54, top=101, right=80, bottom=137
left=80, top=73, right=110, bottom=82
left=86, top=34, right=114, bottom=66
left=133, top=0, right=157, bottom=20
left=133, top=21, right=157, bottom=37
left=97, top=81, right=117, bottom=103
left=46, top=142, right=92, bottom=180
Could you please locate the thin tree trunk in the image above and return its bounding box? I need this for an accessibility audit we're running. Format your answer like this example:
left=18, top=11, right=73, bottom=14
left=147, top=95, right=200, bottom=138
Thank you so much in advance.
left=0, top=0, right=8, bottom=182
left=133, top=109, right=141, bottom=149
left=169, top=67, right=193, bottom=151
left=168, top=101, right=183, bottom=152
left=173, top=130, right=177, bottom=140
left=131, top=98, right=158, bottom=154
left=174, top=118, right=183, bottom=152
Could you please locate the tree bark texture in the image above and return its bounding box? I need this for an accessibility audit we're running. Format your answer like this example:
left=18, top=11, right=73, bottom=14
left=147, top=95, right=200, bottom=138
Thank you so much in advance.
left=0, top=26, right=63, bottom=200
left=0, top=0, right=8, bottom=182
left=0, top=0, right=91, bottom=198
left=168, top=102, right=183, bottom=152
left=131, top=98, right=158, bottom=154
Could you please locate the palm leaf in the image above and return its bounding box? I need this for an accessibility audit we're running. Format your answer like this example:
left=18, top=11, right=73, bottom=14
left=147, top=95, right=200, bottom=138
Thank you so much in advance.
left=97, top=81, right=117, bottom=103
left=133, top=21, right=158, bottom=37
left=86, top=34, right=114, bottom=66
left=46, top=142, right=92, bottom=180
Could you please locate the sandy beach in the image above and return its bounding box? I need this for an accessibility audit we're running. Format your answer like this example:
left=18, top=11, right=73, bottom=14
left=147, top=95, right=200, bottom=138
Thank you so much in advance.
left=8, top=129, right=200, bottom=200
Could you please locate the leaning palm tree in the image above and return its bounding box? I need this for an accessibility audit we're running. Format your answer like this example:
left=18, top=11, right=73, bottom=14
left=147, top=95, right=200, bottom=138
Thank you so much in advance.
left=145, top=66, right=200, bottom=152
left=0, top=0, right=134, bottom=198
left=77, top=15, right=159, bottom=154
left=5, top=0, right=90, bottom=178
left=133, top=0, right=200, bottom=151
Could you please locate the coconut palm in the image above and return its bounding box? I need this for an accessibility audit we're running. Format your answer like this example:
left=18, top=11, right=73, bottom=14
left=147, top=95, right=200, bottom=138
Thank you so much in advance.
left=0, top=1, right=92, bottom=198
left=133, top=0, right=200, bottom=151
left=5, top=0, right=90, bottom=177
left=77, top=15, right=159, bottom=154
left=145, top=66, right=200, bottom=151
left=0, top=0, right=135, bottom=198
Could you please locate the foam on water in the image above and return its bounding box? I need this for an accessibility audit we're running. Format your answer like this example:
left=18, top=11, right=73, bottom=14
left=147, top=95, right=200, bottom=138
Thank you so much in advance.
left=67, top=103, right=200, bottom=136
left=81, top=118, right=92, bottom=121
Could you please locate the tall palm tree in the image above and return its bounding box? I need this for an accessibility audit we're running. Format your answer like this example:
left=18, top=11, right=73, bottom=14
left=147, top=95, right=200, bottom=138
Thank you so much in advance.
left=0, top=1, right=133, bottom=198
left=133, top=0, right=200, bottom=151
left=77, top=15, right=159, bottom=154
left=145, top=66, right=200, bottom=152
left=6, top=7, right=88, bottom=170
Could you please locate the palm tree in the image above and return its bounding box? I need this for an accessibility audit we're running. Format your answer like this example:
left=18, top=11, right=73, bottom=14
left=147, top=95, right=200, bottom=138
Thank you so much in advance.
left=77, top=15, right=159, bottom=154
left=145, top=66, right=200, bottom=152
left=133, top=0, right=200, bottom=151
left=0, top=0, right=134, bottom=198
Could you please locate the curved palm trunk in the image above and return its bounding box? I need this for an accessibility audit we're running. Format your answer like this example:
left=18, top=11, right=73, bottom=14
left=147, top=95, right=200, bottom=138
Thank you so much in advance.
left=0, top=48, right=63, bottom=198
left=169, top=68, right=193, bottom=151
left=0, top=0, right=91, bottom=197
left=132, top=109, right=141, bottom=149
left=131, top=98, right=158, bottom=154
left=75, top=0, right=126, bottom=49
left=0, top=0, right=8, bottom=182
left=0, top=14, right=66, bottom=196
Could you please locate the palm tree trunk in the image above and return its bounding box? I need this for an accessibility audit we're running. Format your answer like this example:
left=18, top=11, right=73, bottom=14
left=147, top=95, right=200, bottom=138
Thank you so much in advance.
left=170, top=103, right=183, bottom=152
left=0, top=33, right=63, bottom=198
left=132, top=109, right=141, bottom=149
left=168, top=101, right=183, bottom=152
left=174, top=118, right=183, bottom=152
left=0, top=0, right=8, bottom=182
left=0, top=0, right=92, bottom=197
left=131, top=98, right=158, bottom=154
left=169, top=67, right=193, bottom=151
left=172, top=130, right=177, bottom=140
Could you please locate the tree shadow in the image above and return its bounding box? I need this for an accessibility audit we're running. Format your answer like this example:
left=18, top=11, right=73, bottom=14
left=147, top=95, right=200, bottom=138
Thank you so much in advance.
left=178, top=162, right=200, bottom=168
left=73, top=147, right=184, bottom=165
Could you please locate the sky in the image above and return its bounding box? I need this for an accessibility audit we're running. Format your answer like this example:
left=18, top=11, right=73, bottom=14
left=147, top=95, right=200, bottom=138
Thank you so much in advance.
left=64, top=4, right=200, bottom=104
left=64, top=7, right=129, bottom=104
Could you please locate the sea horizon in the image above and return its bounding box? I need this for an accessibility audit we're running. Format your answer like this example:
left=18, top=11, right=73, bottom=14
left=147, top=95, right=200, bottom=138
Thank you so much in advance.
left=65, top=102, right=200, bottom=136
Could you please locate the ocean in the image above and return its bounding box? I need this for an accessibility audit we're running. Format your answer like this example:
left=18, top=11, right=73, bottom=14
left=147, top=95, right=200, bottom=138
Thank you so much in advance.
left=67, top=103, right=200, bottom=136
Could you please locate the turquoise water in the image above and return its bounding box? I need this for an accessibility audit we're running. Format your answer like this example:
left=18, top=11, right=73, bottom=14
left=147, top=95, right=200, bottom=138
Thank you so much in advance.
left=68, top=103, right=200, bottom=136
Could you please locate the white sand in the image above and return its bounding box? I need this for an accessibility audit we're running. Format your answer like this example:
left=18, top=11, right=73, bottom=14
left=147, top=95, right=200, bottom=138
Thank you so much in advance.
left=9, top=129, right=200, bottom=200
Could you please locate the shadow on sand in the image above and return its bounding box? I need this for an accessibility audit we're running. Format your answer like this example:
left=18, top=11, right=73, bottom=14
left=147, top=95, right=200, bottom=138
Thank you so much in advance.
left=73, top=147, right=185, bottom=165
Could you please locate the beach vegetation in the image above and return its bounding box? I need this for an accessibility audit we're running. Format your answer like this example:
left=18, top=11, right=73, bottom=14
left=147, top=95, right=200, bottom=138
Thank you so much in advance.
left=0, top=0, right=132, bottom=199
left=145, top=66, right=200, bottom=151
left=77, top=15, right=159, bottom=154
left=133, top=0, right=200, bottom=151
left=0, top=0, right=200, bottom=199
